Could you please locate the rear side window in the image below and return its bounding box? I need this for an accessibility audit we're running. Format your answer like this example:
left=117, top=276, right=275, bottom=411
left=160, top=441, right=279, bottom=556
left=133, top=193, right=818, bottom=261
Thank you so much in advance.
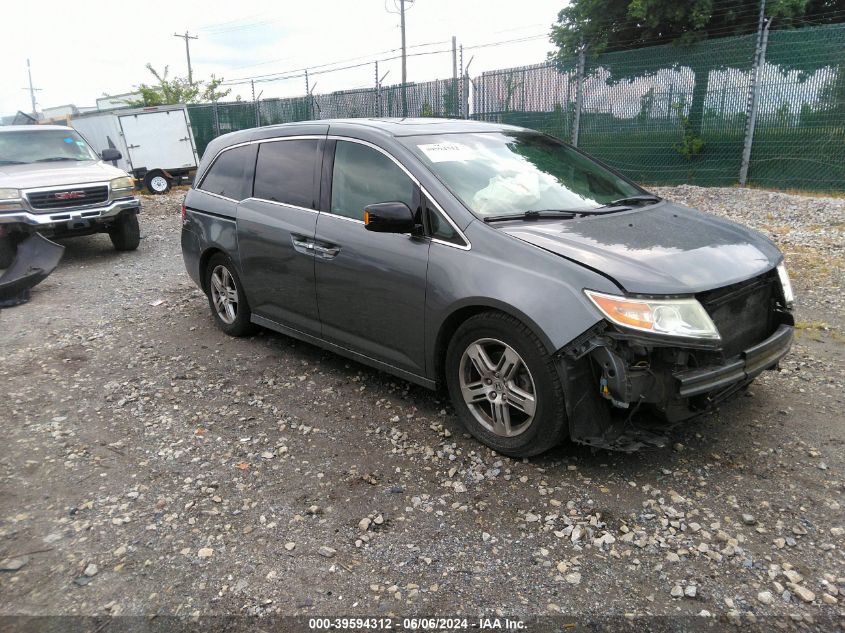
left=331, top=141, right=415, bottom=221
left=254, top=140, right=319, bottom=209
left=199, top=145, right=252, bottom=200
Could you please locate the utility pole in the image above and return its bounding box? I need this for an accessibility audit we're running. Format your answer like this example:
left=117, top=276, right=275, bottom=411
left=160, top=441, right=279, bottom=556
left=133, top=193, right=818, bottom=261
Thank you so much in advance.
left=25, top=59, right=41, bottom=116
left=305, top=69, right=311, bottom=119
left=252, top=80, right=259, bottom=128
left=400, top=0, right=408, bottom=117
left=451, top=36, right=458, bottom=117
left=174, top=31, right=198, bottom=84
left=375, top=61, right=380, bottom=117
left=739, top=0, right=768, bottom=186
left=572, top=38, right=586, bottom=147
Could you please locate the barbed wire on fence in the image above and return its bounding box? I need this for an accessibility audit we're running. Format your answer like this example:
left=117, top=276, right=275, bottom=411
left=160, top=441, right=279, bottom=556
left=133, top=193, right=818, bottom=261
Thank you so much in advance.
left=188, top=21, right=845, bottom=192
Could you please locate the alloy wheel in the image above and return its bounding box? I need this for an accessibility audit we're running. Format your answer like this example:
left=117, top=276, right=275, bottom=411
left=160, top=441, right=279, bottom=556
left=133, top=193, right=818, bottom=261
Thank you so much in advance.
left=458, top=338, right=537, bottom=437
left=210, top=265, right=238, bottom=324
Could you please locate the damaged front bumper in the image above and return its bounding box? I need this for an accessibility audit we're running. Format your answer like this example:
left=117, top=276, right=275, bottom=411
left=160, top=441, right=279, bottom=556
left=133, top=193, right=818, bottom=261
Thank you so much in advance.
left=673, top=324, right=793, bottom=398
left=558, top=314, right=794, bottom=452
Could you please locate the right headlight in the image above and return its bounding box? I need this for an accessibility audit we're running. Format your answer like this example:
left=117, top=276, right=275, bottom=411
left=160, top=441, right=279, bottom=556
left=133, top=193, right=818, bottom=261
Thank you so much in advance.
left=110, top=176, right=135, bottom=194
left=585, top=290, right=720, bottom=340
left=0, top=188, right=22, bottom=212
left=776, top=262, right=794, bottom=307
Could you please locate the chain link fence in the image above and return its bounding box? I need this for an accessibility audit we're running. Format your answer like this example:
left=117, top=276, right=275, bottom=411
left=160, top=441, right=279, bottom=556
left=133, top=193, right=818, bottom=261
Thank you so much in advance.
left=188, top=22, right=844, bottom=192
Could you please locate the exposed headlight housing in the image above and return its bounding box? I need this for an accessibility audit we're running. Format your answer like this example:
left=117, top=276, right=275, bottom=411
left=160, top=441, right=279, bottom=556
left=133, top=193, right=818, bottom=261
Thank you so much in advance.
left=110, top=176, right=135, bottom=194
left=0, top=187, right=22, bottom=212
left=776, top=262, right=794, bottom=307
left=585, top=290, right=721, bottom=340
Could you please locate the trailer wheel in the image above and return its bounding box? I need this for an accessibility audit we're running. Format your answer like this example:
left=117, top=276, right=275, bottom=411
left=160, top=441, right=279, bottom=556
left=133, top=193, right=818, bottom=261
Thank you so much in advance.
left=144, top=171, right=171, bottom=194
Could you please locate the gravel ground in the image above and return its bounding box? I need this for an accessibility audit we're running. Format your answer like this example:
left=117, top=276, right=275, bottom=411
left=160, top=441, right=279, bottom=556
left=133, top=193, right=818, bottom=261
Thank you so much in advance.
left=0, top=186, right=843, bottom=630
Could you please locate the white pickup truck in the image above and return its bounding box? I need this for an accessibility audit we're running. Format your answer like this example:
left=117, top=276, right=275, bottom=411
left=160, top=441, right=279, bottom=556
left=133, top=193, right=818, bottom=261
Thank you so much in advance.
left=0, top=125, right=141, bottom=272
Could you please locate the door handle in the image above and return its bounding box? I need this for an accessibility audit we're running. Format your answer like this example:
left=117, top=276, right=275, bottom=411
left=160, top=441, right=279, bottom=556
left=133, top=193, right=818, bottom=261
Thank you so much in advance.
left=313, top=244, right=340, bottom=259
left=291, top=234, right=315, bottom=255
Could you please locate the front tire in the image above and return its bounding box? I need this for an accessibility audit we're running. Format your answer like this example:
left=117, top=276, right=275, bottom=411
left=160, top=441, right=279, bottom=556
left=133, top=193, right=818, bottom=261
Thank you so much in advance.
left=109, top=213, right=141, bottom=251
left=445, top=312, right=568, bottom=457
left=204, top=253, right=256, bottom=337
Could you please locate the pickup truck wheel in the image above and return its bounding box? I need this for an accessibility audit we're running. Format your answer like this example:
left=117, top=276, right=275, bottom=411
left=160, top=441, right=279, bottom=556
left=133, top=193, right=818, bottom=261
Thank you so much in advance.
left=445, top=312, right=568, bottom=457
left=109, top=213, right=141, bottom=251
left=144, top=171, right=171, bottom=194
left=204, top=253, right=256, bottom=337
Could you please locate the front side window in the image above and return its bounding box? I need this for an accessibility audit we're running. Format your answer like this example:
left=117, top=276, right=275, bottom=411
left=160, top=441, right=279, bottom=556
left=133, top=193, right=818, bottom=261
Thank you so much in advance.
left=0, top=129, right=98, bottom=165
left=402, top=132, right=643, bottom=218
left=331, top=141, right=415, bottom=221
left=427, top=205, right=463, bottom=245
left=199, top=145, right=253, bottom=200
left=254, top=140, right=319, bottom=209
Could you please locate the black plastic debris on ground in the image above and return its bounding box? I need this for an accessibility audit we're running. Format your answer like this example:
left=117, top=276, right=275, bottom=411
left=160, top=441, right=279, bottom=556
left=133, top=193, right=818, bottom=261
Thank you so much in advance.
left=0, top=234, right=64, bottom=308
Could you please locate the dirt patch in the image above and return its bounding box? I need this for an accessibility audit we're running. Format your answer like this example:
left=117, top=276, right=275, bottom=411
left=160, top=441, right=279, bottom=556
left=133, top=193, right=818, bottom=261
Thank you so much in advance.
left=0, top=188, right=843, bottom=629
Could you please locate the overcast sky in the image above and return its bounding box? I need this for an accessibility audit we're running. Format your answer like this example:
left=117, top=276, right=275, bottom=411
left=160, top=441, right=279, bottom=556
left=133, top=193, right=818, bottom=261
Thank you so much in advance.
left=0, top=0, right=564, bottom=115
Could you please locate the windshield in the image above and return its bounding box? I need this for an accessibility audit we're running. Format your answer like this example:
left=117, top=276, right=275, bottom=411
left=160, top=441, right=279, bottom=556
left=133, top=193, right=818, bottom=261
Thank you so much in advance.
left=403, top=132, right=645, bottom=218
left=0, top=129, right=99, bottom=165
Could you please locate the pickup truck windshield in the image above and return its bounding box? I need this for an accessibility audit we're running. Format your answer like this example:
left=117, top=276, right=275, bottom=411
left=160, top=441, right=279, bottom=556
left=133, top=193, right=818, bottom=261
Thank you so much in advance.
left=0, top=129, right=98, bottom=165
left=403, top=132, right=645, bottom=218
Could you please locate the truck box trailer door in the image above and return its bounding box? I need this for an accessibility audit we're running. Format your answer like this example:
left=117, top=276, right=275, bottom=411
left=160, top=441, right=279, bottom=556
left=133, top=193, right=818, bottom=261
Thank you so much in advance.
left=118, top=109, right=197, bottom=173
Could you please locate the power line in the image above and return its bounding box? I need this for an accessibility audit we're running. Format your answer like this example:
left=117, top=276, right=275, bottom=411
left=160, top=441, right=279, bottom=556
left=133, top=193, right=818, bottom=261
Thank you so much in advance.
left=221, top=32, right=550, bottom=87
left=228, top=38, right=449, bottom=74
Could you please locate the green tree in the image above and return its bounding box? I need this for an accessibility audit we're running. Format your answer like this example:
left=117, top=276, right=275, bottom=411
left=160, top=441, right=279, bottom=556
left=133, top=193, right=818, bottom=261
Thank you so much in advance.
left=550, top=0, right=845, bottom=135
left=129, top=64, right=231, bottom=106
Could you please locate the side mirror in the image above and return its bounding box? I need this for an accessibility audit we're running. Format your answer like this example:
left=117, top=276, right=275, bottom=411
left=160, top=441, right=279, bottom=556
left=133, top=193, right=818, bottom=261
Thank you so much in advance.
left=364, top=202, right=416, bottom=234
left=101, top=148, right=122, bottom=161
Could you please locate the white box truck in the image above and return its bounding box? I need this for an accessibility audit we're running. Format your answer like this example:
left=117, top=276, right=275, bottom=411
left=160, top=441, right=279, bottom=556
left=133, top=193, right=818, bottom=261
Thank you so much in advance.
left=70, top=104, right=199, bottom=194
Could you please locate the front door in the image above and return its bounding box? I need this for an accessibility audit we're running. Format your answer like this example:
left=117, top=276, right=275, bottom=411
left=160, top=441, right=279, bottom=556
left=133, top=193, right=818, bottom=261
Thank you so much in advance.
left=314, top=139, right=430, bottom=376
left=237, top=138, right=323, bottom=337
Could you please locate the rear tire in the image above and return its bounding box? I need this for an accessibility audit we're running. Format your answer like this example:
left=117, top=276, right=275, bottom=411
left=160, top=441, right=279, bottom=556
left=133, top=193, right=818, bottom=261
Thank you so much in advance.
left=109, top=213, right=141, bottom=251
left=204, top=253, right=256, bottom=337
left=144, top=171, right=171, bottom=194
left=445, top=311, right=568, bottom=457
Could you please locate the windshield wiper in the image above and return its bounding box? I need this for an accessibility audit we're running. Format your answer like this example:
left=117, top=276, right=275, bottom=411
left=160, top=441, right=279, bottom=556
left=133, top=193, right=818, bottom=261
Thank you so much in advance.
left=35, top=157, right=86, bottom=162
left=0, top=160, right=26, bottom=165
left=483, top=206, right=637, bottom=222
left=604, top=194, right=662, bottom=207
left=483, top=210, right=577, bottom=223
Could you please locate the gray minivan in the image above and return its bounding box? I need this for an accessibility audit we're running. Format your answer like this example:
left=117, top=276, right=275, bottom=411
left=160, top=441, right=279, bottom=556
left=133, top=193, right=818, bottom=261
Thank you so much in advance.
left=181, top=118, right=794, bottom=455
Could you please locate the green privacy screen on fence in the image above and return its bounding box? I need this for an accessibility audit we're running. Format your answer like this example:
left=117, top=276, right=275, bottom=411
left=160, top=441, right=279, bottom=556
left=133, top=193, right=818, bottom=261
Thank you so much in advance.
left=187, top=23, right=845, bottom=191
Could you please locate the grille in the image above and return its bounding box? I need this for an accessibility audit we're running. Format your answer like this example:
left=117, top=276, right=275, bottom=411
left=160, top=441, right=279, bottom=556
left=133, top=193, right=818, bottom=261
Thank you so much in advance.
left=26, top=185, right=109, bottom=211
left=698, top=272, right=778, bottom=358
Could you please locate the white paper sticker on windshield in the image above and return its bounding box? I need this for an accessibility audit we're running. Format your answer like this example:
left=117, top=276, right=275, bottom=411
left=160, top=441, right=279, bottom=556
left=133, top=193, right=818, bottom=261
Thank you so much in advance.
left=418, top=142, right=474, bottom=163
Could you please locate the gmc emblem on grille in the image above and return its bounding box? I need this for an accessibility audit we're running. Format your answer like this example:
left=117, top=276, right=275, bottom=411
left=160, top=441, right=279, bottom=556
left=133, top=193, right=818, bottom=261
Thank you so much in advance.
left=54, top=191, right=86, bottom=200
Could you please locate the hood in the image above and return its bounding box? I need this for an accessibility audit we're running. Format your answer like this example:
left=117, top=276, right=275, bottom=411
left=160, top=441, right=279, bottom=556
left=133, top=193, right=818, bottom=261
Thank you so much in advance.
left=0, top=161, right=129, bottom=189
left=500, top=201, right=782, bottom=295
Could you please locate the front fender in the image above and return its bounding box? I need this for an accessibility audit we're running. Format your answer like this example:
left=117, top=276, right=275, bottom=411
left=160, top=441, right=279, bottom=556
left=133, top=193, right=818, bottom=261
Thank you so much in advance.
left=424, top=222, right=620, bottom=379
